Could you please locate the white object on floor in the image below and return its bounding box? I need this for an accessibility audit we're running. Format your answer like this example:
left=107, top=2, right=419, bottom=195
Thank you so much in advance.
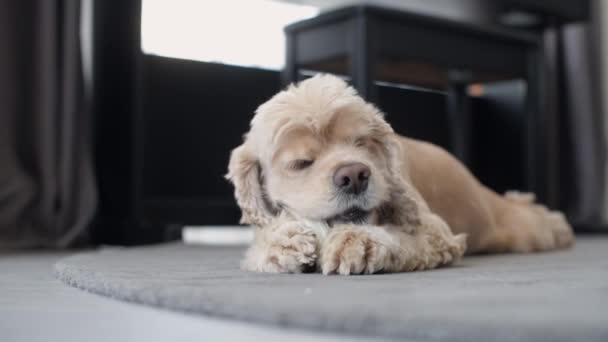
left=183, top=221, right=329, bottom=247
left=182, top=226, right=254, bottom=245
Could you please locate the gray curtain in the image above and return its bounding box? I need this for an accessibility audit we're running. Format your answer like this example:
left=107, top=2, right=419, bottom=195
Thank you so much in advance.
left=556, top=21, right=607, bottom=228
left=0, top=0, right=96, bottom=248
left=561, top=22, right=606, bottom=227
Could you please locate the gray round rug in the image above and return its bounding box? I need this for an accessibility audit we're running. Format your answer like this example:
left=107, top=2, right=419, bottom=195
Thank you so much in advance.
left=54, top=240, right=608, bottom=341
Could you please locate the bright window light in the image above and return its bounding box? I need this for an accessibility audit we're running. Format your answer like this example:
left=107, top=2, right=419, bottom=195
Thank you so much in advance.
left=141, top=0, right=319, bottom=70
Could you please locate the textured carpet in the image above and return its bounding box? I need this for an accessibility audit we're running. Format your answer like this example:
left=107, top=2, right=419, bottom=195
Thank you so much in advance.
left=55, top=237, right=608, bottom=341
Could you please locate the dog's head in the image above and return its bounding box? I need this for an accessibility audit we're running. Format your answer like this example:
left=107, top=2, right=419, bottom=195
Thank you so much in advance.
left=227, top=74, right=418, bottom=227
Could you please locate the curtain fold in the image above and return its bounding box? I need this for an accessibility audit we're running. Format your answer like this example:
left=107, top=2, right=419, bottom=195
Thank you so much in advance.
left=559, top=22, right=607, bottom=227
left=0, top=0, right=96, bottom=248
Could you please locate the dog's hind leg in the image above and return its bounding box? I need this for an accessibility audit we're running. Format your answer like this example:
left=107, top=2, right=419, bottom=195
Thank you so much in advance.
left=476, top=190, right=575, bottom=253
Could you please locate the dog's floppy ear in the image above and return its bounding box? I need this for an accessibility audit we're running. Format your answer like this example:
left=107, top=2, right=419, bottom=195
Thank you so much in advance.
left=226, top=143, right=275, bottom=227
left=379, top=134, right=422, bottom=229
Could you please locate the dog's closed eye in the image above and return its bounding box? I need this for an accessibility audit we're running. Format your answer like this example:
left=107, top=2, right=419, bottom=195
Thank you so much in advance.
left=355, top=137, right=383, bottom=150
left=290, top=159, right=314, bottom=171
left=354, top=137, right=367, bottom=147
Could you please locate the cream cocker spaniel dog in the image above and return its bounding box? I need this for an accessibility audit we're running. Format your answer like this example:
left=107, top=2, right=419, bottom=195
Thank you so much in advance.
left=227, top=74, right=574, bottom=275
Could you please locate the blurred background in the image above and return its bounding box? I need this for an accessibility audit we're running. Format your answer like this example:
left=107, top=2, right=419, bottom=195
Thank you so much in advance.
left=0, top=0, right=606, bottom=247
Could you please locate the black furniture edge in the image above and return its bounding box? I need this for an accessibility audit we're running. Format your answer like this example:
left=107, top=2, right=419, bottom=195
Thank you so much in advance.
left=285, top=5, right=539, bottom=45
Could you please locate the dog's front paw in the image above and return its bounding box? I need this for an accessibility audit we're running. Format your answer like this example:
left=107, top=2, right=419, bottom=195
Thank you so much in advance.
left=320, top=227, right=394, bottom=275
left=243, top=222, right=318, bottom=273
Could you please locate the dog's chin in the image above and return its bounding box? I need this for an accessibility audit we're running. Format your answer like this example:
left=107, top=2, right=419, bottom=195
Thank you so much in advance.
left=324, top=207, right=371, bottom=227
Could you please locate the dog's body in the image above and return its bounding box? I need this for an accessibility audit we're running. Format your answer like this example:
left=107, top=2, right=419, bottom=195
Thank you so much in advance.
left=396, top=136, right=572, bottom=254
left=227, top=75, right=574, bottom=275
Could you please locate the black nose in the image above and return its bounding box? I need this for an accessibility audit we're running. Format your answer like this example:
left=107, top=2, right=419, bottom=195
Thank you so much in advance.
left=333, top=163, right=371, bottom=195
